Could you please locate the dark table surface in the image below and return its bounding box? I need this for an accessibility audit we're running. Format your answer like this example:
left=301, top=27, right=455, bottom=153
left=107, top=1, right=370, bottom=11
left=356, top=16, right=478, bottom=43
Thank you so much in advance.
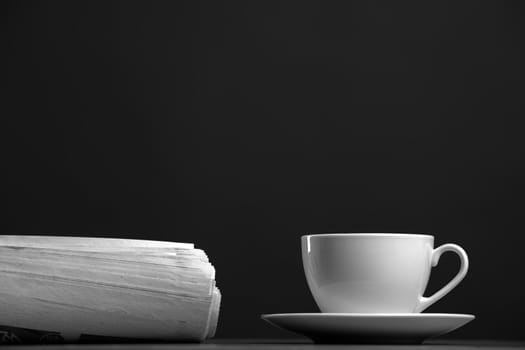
left=0, top=339, right=523, bottom=350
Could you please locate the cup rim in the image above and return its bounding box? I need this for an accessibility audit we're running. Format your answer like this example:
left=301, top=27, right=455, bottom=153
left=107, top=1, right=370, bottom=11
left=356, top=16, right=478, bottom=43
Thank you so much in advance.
left=301, top=233, right=433, bottom=239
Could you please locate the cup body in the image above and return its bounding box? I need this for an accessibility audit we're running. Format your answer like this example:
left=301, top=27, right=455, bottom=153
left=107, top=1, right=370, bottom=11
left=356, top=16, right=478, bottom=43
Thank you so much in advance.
left=302, top=233, right=434, bottom=313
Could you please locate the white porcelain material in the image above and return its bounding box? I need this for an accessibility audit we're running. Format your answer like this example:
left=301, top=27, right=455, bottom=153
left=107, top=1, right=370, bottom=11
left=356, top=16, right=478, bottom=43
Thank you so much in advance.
left=302, top=233, right=468, bottom=313
left=261, top=313, right=475, bottom=344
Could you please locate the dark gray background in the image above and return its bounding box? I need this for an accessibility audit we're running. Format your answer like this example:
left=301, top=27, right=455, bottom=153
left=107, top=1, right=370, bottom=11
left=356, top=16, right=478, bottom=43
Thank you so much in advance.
left=3, top=0, right=525, bottom=340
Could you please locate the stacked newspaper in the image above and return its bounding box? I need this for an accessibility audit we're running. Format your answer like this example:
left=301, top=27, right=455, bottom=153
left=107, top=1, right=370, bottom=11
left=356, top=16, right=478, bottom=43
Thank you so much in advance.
left=0, top=236, right=221, bottom=344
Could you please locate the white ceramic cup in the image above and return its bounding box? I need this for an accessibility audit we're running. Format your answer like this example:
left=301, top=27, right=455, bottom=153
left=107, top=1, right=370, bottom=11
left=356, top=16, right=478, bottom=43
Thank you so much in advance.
left=302, top=233, right=468, bottom=313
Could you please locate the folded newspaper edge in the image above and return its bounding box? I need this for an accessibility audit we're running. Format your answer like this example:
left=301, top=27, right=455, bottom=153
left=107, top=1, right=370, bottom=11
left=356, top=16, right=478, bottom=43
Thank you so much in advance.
left=0, top=235, right=221, bottom=344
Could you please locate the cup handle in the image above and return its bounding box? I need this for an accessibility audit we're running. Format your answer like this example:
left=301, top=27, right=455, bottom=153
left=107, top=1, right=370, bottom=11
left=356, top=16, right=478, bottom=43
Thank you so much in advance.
left=415, top=243, right=469, bottom=312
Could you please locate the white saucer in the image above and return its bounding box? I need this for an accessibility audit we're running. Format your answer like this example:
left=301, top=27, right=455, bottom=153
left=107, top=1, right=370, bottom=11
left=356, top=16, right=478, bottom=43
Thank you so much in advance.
left=261, top=313, right=475, bottom=344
